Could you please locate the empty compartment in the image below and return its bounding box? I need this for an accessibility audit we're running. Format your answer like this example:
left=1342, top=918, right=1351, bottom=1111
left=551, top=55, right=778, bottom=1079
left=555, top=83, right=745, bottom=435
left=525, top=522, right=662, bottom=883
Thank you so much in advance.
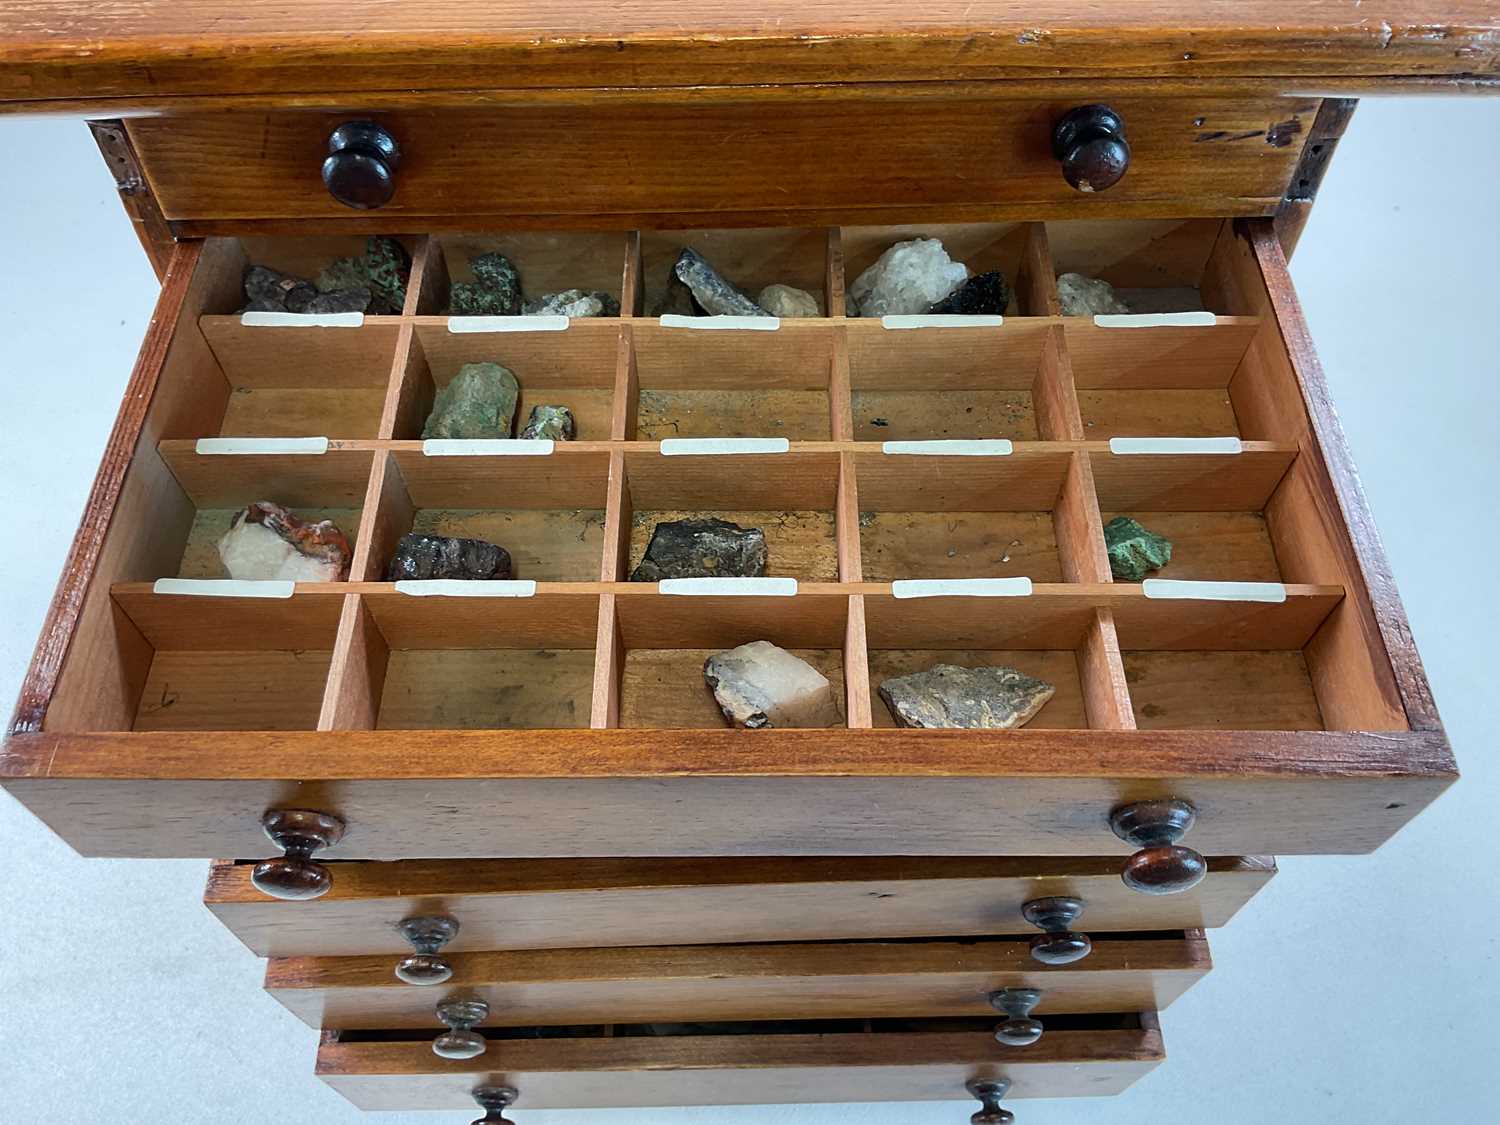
left=415, top=232, right=629, bottom=316
left=107, top=589, right=344, bottom=732
left=610, top=591, right=851, bottom=729
left=148, top=443, right=371, bottom=581
left=395, top=322, right=619, bottom=440
left=361, top=448, right=611, bottom=582
left=842, top=222, right=1054, bottom=318
left=628, top=322, right=835, bottom=440
left=343, top=592, right=601, bottom=730
left=619, top=449, right=841, bottom=581
left=198, top=234, right=421, bottom=316
left=853, top=449, right=1073, bottom=582
left=640, top=228, right=832, bottom=317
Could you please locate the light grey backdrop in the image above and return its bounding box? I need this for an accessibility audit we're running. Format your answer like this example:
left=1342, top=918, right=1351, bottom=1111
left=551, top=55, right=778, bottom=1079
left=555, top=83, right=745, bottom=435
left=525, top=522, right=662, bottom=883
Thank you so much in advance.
left=1, top=100, right=1495, bottom=1123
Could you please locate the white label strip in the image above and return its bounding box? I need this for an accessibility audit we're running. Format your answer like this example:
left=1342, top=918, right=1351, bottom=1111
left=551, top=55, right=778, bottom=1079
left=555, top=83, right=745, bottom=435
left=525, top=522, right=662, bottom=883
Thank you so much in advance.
left=152, top=578, right=296, bottom=599
left=1142, top=579, right=1287, bottom=603
left=659, top=314, right=780, bottom=331
left=659, top=577, right=798, bottom=596
left=421, top=439, right=555, bottom=457
left=660, top=437, right=790, bottom=456
left=882, top=439, right=1013, bottom=456
left=195, top=437, right=329, bottom=456
left=1109, top=437, right=1243, bottom=455
left=892, top=578, right=1034, bottom=599
left=1093, top=312, right=1218, bottom=328
left=395, top=580, right=537, bottom=597
left=447, top=315, right=569, bottom=333
left=881, top=314, right=1005, bottom=330
left=240, top=311, right=364, bottom=328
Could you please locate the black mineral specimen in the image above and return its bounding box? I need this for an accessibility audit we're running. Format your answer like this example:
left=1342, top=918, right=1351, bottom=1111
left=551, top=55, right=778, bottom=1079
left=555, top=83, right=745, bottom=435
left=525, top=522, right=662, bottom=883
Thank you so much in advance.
left=629, top=518, right=769, bottom=581
left=386, top=534, right=514, bottom=582
left=929, top=270, right=1011, bottom=315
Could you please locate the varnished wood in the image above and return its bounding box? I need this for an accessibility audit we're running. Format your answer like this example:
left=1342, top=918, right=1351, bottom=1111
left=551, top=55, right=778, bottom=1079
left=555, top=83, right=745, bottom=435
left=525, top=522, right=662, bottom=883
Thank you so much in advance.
left=87, top=120, right=173, bottom=278
left=1276, top=98, right=1360, bottom=257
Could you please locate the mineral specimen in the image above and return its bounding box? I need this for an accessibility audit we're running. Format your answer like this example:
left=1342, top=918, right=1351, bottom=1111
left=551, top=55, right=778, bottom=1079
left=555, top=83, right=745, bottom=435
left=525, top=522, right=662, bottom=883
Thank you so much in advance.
left=757, top=284, right=821, bottom=318
left=847, top=238, right=968, bottom=317
left=1103, top=516, right=1173, bottom=580
left=521, top=288, right=621, bottom=317
left=243, top=265, right=298, bottom=307
left=421, top=362, right=521, bottom=440
left=519, top=404, right=576, bottom=441
left=217, top=501, right=352, bottom=582
left=304, top=287, right=372, bottom=315
left=878, top=664, right=1055, bottom=729
left=450, top=251, right=522, bottom=316
left=629, top=518, right=768, bottom=581
left=703, top=640, right=842, bottom=729
left=929, top=270, right=1011, bottom=315
left=316, top=236, right=410, bottom=314
left=385, top=533, right=513, bottom=582
left=650, top=271, right=703, bottom=317
left=672, top=248, right=770, bottom=317
left=1057, top=272, right=1130, bottom=316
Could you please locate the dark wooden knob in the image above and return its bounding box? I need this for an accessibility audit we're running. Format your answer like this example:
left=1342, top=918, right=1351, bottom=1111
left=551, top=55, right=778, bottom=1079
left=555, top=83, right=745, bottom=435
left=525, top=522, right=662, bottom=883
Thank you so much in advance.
left=471, top=1084, right=519, bottom=1124
left=250, top=809, right=344, bottom=900
left=1052, top=105, right=1130, bottom=193
left=1021, top=896, right=1092, bottom=965
left=967, top=1078, right=1015, bottom=1124
left=396, top=915, right=460, bottom=985
left=989, top=988, right=1043, bottom=1047
left=1110, top=799, right=1207, bottom=895
left=322, top=120, right=401, bottom=209
left=433, top=997, right=489, bottom=1059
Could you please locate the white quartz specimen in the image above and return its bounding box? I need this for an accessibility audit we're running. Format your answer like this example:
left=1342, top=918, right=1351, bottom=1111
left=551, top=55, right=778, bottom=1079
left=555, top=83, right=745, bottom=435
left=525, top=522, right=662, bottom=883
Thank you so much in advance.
left=847, top=238, right=968, bottom=317
left=217, top=503, right=350, bottom=582
left=1057, top=272, right=1130, bottom=316
left=757, top=283, right=821, bottom=318
left=703, top=640, right=842, bottom=729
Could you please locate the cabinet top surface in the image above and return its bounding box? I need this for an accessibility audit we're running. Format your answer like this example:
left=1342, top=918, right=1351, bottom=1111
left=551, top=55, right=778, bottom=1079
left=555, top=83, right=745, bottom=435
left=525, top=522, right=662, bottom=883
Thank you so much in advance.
left=1, top=1, right=1497, bottom=110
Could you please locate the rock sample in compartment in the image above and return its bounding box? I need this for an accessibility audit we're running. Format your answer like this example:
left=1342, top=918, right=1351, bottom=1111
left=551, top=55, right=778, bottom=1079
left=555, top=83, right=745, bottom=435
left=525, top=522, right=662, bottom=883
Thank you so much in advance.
left=386, top=533, right=513, bottom=582
left=519, top=404, right=576, bottom=441
left=304, top=287, right=372, bottom=314
left=316, top=236, right=410, bottom=314
left=1057, top=272, right=1130, bottom=316
left=1103, top=516, right=1173, bottom=580
left=450, top=251, right=523, bottom=316
left=672, top=248, right=770, bottom=318
left=217, top=501, right=352, bottom=582
left=703, top=640, right=842, bottom=729
left=929, top=270, right=1011, bottom=315
left=422, top=362, right=521, bottom=440
left=522, top=289, right=621, bottom=318
left=847, top=238, right=968, bottom=317
left=878, top=664, right=1055, bottom=730
left=757, top=284, right=821, bottom=318
left=242, top=264, right=372, bottom=315
left=630, top=518, right=768, bottom=582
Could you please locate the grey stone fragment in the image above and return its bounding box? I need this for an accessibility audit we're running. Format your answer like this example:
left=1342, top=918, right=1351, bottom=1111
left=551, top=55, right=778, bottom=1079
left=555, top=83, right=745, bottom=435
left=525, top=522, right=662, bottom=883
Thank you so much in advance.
left=650, top=271, right=703, bottom=317
left=244, top=265, right=296, bottom=306
left=672, top=248, right=771, bottom=317
left=519, top=404, right=576, bottom=441
left=385, top=533, right=513, bottom=581
left=421, top=362, right=521, bottom=440
left=314, top=237, right=410, bottom=314
left=304, top=287, right=372, bottom=314
left=629, top=518, right=768, bottom=581
left=522, top=288, right=621, bottom=317
left=1103, top=516, right=1172, bottom=581
left=703, top=640, right=842, bottom=729
left=451, top=251, right=522, bottom=315
left=878, top=664, right=1055, bottom=729
left=1057, top=272, right=1130, bottom=316
left=757, top=284, right=821, bottom=318
left=283, top=282, right=319, bottom=313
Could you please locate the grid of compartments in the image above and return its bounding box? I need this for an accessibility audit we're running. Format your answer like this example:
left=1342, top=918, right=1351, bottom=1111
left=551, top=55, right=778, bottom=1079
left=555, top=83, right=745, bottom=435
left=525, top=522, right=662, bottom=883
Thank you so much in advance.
left=55, top=220, right=1409, bottom=738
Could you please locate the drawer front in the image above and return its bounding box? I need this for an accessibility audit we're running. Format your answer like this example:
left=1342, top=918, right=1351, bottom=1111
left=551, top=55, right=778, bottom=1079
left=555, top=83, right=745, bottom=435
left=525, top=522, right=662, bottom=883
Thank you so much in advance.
left=206, top=855, right=1272, bottom=957
left=268, top=933, right=1209, bottom=1030
left=317, top=1017, right=1163, bottom=1110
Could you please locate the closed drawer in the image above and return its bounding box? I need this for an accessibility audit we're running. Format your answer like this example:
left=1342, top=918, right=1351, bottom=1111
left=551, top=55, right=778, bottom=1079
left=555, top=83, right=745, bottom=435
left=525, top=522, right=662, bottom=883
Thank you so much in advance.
left=317, top=1014, right=1164, bottom=1111
left=268, top=931, right=1208, bottom=1030
left=206, top=855, right=1272, bottom=958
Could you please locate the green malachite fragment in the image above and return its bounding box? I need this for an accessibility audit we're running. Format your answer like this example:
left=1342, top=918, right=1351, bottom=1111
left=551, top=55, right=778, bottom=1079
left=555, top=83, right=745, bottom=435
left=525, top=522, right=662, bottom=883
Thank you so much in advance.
left=1104, top=516, right=1173, bottom=581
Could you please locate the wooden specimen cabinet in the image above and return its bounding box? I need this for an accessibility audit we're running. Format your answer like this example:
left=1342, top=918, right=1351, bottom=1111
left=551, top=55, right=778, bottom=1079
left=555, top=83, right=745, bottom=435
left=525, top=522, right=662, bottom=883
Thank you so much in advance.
left=1, top=3, right=1489, bottom=1120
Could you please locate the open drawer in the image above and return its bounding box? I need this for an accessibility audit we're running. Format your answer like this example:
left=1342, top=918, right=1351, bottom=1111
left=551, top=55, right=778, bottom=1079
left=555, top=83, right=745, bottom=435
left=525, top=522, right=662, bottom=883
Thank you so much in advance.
left=1, top=217, right=1451, bottom=877
left=316, top=1014, right=1164, bottom=1111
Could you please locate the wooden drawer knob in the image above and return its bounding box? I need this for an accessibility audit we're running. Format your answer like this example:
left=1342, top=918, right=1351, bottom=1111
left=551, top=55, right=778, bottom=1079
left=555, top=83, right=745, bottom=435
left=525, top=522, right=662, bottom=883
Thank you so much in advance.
left=1052, top=105, right=1130, bottom=193
left=396, top=914, right=460, bottom=985
left=323, top=120, right=401, bottom=209
left=250, top=809, right=344, bottom=900
left=471, top=1085, right=519, bottom=1124
left=1022, top=896, right=1092, bottom=965
left=989, top=987, right=1043, bottom=1047
left=966, top=1078, right=1015, bottom=1124
left=1110, top=799, right=1207, bottom=895
left=433, top=997, right=490, bottom=1059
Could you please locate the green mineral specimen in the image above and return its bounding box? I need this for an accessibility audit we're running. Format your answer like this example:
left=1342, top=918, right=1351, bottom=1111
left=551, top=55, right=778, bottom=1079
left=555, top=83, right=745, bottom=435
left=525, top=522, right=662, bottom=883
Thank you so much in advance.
left=450, top=251, right=522, bottom=315
left=1103, top=516, right=1172, bottom=581
left=421, top=363, right=520, bottom=440
left=315, top=236, right=409, bottom=314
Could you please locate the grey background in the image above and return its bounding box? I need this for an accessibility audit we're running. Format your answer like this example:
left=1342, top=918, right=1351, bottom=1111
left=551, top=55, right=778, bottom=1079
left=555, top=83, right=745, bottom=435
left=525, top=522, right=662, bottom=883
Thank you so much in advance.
left=1, top=100, right=1495, bottom=1122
